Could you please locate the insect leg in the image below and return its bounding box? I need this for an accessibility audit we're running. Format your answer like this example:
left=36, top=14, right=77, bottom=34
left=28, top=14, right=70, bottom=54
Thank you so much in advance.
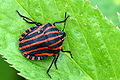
left=61, top=48, right=73, bottom=58
left=63, top=12, right=67, bottom=31
left=53, top=12, right=69, bottom=28
left=53, top=54, right=60, bottom=69
left=16, top=10, right=42, bottom=26
left=46, top=55, right=56, bottom=78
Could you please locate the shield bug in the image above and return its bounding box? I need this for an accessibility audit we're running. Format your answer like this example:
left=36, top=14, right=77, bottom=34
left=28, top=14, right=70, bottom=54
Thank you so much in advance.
left=17, top=10, right=73, bottom=78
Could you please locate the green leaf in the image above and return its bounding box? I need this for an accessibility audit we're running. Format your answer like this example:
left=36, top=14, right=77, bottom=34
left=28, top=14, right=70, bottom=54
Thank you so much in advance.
left=91, top=0, right=120, bottom=27
left=0, top=0, right=120, bottom=80
left=117, top=12, right=120, bottom=23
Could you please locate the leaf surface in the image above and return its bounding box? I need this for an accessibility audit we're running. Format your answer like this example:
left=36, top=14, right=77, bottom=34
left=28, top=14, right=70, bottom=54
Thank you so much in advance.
left=0, top=0, right=120, bottom=80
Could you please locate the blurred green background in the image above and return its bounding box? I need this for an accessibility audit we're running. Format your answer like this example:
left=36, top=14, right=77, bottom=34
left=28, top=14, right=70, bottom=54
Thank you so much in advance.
left=0, top=0, right=120, bottom=80
left=0, top=55, right=25, bottom=80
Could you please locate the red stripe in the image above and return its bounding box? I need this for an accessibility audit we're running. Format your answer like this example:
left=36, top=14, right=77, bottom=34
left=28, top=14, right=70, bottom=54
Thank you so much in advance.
left=42, top=26, right=56, bottom=33
left=22, top=47, right=48, bottom=55
left=23, top=32, right=27, bottom=35
left=49, top=46, right=62, bottom=50
left=26, top=55, right=30, bottom=59
left=49, top=39, right=62, bottom=47
left=28, top=24, right=44, bottom=35
left=45, top=31, right=59, bottom=35
left=22, top=46, right=62, bottom=55
left=20, top=36, right=24, bottom=39
left=28, top=23, right=48, bottom=36
left=35, top=53, right=56, bottom=56
left=31, top=57, right=35, bottom=60
left=19, top=35, right=62, bottom=49
left=19, top=30, right=58, bottom=43
left=38, top=57, right=40, bottom=60
left=28, top=28, right=32, bottom=32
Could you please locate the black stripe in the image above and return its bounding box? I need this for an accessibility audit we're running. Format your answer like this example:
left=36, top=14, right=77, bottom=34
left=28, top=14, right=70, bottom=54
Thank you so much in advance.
left=35, top=56, right=38, bottom=60
left=19, top=23, right=53, bottom=41
left=44, top=27, right=59, bottom=33
left=19, top=32, right=61, bottom=47
left=20, top=37, right=63, bottom=53
left=24, top=27, right=58, bottom=40
left=19, top=38, right=23, bottom=41
left=40, top=55, right=48, bottom=60
left=19, top=26, right=37, bottom=41
left=44, top=23, right=52, bottom=27
left=27, top=49, right=60, bottom=55
left=30, top=26, right=38, bottom=31
left=29, top=55, right=32, bottom=60
left=23, top=54, right=28, bottom=57
left=27, top=23, right=53, bottom=38
left=49, top=40, right=63, bottom=48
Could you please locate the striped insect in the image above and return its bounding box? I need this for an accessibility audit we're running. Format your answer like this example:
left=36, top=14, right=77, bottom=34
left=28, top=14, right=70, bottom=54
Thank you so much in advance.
left=17, top=10, right=73, bottom=78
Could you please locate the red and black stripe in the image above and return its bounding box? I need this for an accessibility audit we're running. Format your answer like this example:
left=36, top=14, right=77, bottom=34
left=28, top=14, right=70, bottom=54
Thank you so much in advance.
left=19, top=23, right=65, bottom=60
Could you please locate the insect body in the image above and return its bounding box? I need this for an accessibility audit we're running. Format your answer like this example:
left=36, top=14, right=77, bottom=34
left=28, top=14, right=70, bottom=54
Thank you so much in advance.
left=17, top=10, right=73, bottom=78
